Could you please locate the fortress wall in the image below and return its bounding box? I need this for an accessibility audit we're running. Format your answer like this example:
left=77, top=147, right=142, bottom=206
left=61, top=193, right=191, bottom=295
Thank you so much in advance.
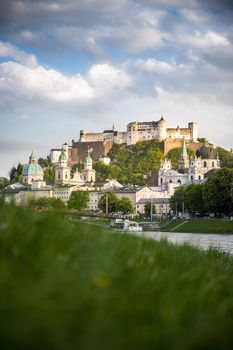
left=71, top=141, right=113, bottom=163
left=166, top=128, right=191, bottom=138
left=81, top=133, right=104, bottom=142
left=163, top=140, right=201, bottom=155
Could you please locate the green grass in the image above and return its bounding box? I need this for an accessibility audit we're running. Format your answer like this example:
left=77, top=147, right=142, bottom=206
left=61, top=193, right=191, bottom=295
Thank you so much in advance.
left=0, top=205, right=233, bottom=349
left=163, top=219, right=233, bottom=233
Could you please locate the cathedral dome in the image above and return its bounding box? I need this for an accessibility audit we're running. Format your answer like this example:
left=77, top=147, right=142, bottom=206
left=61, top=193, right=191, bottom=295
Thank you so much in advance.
left=196, top=146, right=217, bottom=160
left=22, top=163, right=44, bottom=176
left=22, top=151, right=43, bottom=176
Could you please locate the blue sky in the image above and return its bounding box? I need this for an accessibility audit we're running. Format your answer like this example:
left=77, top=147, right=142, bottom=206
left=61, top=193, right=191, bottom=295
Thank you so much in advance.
left=0, top=0, right=233, bottom=177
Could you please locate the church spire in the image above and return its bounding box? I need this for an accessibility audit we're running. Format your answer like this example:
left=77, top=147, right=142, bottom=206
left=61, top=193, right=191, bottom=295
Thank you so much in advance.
left=179, top=138, right=189, bottom=170
left=181, top=138, right=188, bottom=159
left=29, top=150, right=36, bottom=164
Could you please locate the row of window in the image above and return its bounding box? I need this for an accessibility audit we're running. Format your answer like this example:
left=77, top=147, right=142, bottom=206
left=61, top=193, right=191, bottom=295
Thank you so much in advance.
left=57, top=173, right=69, bottom=179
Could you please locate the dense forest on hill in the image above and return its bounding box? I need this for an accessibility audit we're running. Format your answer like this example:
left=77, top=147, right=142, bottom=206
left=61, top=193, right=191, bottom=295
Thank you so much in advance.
left=94, top=141, right=163, bottom=185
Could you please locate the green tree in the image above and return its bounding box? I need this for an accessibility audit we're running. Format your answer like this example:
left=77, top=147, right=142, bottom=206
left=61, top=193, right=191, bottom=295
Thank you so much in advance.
left=217, top=147, right=233, bottom=168
left=43, top=166, right=55, bottom=184
left=67, top=191, right=90, bottom=210
left=29, top=197, right=65, bottom=209
left=106, top=141, right=164, bottom=185
left=99, top=192, right=118, bottom=213
left=94, top=161, right=111, bottom=181
left=0, top=177, right=10, bottom=190
left=9, top=163, right=23, bottom=183
left=167, top=148, right=195, bottom=169
left=203, top=168, right=233, bottom=216
left=38, top=157, right=50, bottom=167
left=170, top=186, right=186, bottom=214
left=184, top=183, right=205, bottom=217
left=144, top=202, right=155, bottom=218
left=117, top=196, right=133, bottom=214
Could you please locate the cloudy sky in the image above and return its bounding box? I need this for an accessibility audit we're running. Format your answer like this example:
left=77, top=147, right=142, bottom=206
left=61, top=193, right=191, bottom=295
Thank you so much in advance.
left=0, top=0, right=233, bottom=177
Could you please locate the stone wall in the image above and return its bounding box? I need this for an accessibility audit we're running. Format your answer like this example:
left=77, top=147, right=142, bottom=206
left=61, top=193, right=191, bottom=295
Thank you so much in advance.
left=163, top=140, right=202, bottom=155
left=71, top=141, right=113, bottom=163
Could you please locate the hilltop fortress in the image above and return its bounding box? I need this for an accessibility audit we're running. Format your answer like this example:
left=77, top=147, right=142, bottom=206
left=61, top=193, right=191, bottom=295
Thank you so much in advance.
left=79, top=117, right=198, bottom=145
left=50, top=117, right=200, bottom=164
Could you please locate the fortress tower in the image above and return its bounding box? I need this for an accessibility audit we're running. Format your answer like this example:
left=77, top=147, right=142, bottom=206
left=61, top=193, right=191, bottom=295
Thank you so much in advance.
left=188, top=122, right=198, bottom=142
left=158, top=117, right=167, bottom=141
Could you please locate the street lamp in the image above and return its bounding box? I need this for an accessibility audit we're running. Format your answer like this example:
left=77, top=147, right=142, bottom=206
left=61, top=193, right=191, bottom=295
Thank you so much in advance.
left=150, top=198, right=153, bottom=221
left=105, top=193, right=108, bottom=215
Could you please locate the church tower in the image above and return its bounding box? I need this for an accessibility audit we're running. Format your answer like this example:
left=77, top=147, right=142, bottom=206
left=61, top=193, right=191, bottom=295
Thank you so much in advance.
left=188, top=156, right=204, bottom=182
left=81, top=149, right=96, bottom=183
left=179, top=138, right=189, bottom=171
left=55, top=147, right=71, bottom=185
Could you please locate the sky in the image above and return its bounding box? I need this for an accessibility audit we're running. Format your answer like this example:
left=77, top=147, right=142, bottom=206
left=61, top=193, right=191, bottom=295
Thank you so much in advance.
left=0, top=0, right=233, bottom=177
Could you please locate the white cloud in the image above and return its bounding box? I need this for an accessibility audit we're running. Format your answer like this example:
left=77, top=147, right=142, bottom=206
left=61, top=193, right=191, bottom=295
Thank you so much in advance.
left=0, top=41, right=38, bottom=67
left=0, top=58, right=133, bottom=106
left=113, top=26, right=169, bottom=53
left=0, top=62, right=94, bottom=103
left=182, top=30, right=230, bottom=48
left=133, top=58, right=193, bottom=74
left=87, top=63, right=133, bottom=94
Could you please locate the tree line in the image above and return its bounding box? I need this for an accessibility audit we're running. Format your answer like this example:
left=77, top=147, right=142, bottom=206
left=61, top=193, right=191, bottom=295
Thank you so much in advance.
left=28, top=191, right=134, bottom=214
left=170, top=168, right=233, bottom=217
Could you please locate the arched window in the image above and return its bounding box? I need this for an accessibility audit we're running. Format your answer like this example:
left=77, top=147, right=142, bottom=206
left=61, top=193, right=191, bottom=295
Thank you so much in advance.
left=204, top=161, right=207, bottom=168
left=177, top=179, right=181, bottom=184
left=58, top=173, right=60, bottom=179
left=160, top=177, right=163, bottom=184
left=65, top=174, right=67, bottom=179
left=191, top=175, right=193, bottom=181
left=212, top=161, right=215, bottom=168
left=25, top=178, right=27, bottom=183
left=170, top=180, right=172, bottom=183
left=198, top=175, right=201, bottom=180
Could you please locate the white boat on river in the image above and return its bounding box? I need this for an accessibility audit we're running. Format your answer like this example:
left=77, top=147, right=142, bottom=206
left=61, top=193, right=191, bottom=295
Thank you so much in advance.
left=110, top=219, right=143, bottom=232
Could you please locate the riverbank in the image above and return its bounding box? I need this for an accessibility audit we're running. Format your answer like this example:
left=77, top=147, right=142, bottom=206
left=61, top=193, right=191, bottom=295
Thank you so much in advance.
left=162, top=219, right=233, bottom=234
left=0, top=204, right=233, bottom=349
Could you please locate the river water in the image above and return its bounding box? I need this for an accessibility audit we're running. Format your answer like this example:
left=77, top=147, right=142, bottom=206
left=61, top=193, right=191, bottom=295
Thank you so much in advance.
left=133, top=231, right=233, bottom=255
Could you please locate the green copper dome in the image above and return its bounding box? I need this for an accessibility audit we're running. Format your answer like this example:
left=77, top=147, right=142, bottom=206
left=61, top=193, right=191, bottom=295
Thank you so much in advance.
left=84, top=153, right=92, bottom=166
left=22, top=163, right=44, bottom=176
left=22, top=151, right=43, bottom=176
left=59, top=148, right=67, bottom=161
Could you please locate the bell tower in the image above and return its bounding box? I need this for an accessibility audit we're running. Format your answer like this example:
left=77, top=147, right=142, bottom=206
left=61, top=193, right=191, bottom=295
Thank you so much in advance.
left=179, top=138, right=189, bottom=171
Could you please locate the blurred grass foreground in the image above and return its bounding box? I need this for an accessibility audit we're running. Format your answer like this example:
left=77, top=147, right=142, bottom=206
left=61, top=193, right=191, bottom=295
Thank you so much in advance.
left=0, top=205, right=233, bottom=350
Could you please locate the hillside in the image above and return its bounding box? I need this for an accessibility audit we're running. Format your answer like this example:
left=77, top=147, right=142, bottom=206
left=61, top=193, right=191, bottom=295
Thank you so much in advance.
left=94, top=141, right=164, bottom=185
left=94, top=141, right=195, bottom=185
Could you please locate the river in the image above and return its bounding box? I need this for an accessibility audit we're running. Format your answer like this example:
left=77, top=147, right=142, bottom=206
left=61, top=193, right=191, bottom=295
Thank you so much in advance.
left=133, top=231, right=233, bottom=255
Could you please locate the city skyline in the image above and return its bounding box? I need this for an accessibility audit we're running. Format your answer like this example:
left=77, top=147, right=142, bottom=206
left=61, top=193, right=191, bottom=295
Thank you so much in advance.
left=1, top=0, right=233, bottom=177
